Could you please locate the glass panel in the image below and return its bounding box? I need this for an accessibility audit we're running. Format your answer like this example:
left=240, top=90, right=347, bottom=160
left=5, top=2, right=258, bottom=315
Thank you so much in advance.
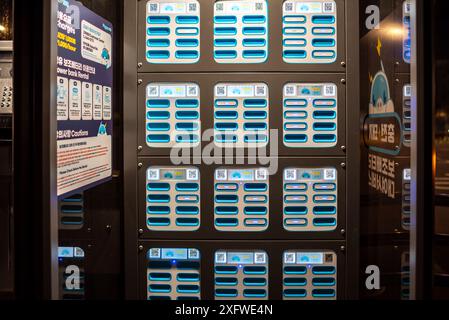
left=360, top=0, right=413, bottom=300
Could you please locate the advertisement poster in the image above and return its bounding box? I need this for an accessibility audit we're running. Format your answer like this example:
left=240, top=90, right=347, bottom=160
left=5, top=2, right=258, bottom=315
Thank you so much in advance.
left=56, top=0, right=113, bottom=197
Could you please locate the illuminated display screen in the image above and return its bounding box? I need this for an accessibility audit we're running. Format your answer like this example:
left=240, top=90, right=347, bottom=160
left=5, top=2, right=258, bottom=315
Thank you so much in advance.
left=149, top=248, right=200, bottom=260
left=215, top=251, right=267, bottom=265
left=58, top=247, right=85, bottom=258
left=297, top=252, right=324, bottom=264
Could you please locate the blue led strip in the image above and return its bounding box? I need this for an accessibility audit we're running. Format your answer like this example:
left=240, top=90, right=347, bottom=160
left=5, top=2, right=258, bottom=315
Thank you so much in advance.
left=146, top=83, right=201, bottom=148
left=282, top=0, right=337, bottom=64
left=283, top=83, right=337, bottom=148
left=214, top=251, right=269, bottom=300
left=146, top=167, right=201, bottom=231
left=214, top=168, right=269, bottom=232
left=214, top=83, right=269, bottom=148
left=283, top=251, right=337, bottom=300
left=214, top=0, right=268, bottom=64
left=146, top=0, right=200, bottom=64
left=283, top=168, right=338, bottom=231
left=147, top=248, right=201, bottom=300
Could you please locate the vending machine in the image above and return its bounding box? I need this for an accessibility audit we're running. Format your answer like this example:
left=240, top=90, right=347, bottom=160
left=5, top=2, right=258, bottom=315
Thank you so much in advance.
left=124, top=0, right=360, bottom=300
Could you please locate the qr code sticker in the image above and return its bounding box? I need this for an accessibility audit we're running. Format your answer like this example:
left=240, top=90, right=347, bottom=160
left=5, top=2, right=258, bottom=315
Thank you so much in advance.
left=215, top=252, right=226, bottom=263
left=284, top=252, right=296, bottom=264
left=404, top=85, right=411, bottom=97
left=404, top=1, right=411, bottom=14
left=255, top=85, right=267, bottom=97
left=74, top=247, right=85, bottom=258
left=255, top=169, right=268, bottom=181
left=188, top=249, right=199, bottom=259
left=216, top=2, right=224, bottom=12
left=255, top=252, right=266, bottom=264
left=403, top=168, right=411, bottom=181
left=187, top=85, right=198, bottom=97
left=148, top=85, right=159, bottom=97
left=215, top=169, right=227, bottom=181
left=149, top=248, right=161, bottom=259
left=284, top=2, right=294, bottom=12
left=215, top=85, right=227, bottom=97
left=324, top=169, right=336, bottom=181
left=284, top=85, right=296, bottom=97
left=186, top=169, right=199, bottom=181
left=148, top=3, right=159, bottom=13
left=148, top=168, right=160, bottom=181
left=324, top=84, right=336, bottom=97
left=188, top=2, right=198, bottom=13
left=323, top=2, right=335, bottom=13
left=255, top=2, right=264, bottom=11
left=284, top=169, right=297, bottom=181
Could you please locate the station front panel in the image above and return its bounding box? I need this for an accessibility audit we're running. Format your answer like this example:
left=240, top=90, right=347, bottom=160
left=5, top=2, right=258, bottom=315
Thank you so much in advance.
left=58, top=246, right=86, bottom=300
left=283, top=250, right=337, bottom=300
left=214, top=250, right=268, bottom=300
left=402, top=0, right=411, bottom=64
left=138, top=158, right=346, bottom=240
left=59, top=193, right=84, bottom=230
left=146, top=0, right=201, bottom=64
left=131, top=0, right=355, bottom=301
left=282, top=0, right=337, bottom=64
left=402, top=84, right=411, bottom=148
left=214, top=167, right=269, bottom=231
left=213, top=0, right=269, bottom=64
left=146, top=82, right=201, bottom=148
left=402, top=169, right=411, bottom=230
left=283, top=82, right=338, bottom=148
left=0, top=78, right=13, bottom=114
left=146, top=166, right=201, bottom=231
left=147, top=247, right=201, bottom=300
left=283, top=167, right=338, bottom=231
left=137, top=0, right=347, bottom=73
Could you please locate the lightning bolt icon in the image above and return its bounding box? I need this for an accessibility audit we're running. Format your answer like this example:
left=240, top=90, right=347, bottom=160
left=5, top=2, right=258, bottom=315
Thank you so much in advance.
left=376, top=37, right=382, bottom=57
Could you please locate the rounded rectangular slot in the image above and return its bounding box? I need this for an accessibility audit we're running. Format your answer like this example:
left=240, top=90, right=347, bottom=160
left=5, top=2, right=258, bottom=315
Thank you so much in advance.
left=284, top=206, right=308, bottom=215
